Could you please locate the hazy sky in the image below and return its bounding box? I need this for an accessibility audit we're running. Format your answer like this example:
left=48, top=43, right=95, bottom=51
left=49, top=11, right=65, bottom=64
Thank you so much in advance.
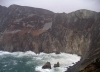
left=0, top=0, right=100, bottom=13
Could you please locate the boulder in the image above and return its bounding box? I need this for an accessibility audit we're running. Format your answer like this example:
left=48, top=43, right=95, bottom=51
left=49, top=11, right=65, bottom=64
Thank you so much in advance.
left=55, top=51, right=60, bottom=54
left=42, top=62, right=51, bottom=69
left=54, top=62, right=60, bottom=67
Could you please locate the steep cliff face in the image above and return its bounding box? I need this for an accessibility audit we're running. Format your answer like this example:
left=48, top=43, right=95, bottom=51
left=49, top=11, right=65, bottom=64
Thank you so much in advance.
left=0, top=5, right=54, bottom=52
left=32, top=10, right=99, bottom=56
left=66, top=10, right=100, bottom=72
left=0, top=5, right=100, bottom=72
left=0, top=5, right=7, bottom=31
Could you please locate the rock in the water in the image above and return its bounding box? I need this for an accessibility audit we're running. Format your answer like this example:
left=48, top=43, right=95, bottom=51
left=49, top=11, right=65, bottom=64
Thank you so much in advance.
left=42, top=62, right=51, bottom=69
left=55, top=51, right=60, bottom=54
left=54, top=62, right=60, bottom=67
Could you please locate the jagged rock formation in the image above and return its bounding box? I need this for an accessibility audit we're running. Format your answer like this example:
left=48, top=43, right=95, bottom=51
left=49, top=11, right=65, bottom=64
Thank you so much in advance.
left=42, top=62, right=51, bottom=69
left=54, top=62, right=60, bottom=67
left=0, top=5, right=100, bottom=72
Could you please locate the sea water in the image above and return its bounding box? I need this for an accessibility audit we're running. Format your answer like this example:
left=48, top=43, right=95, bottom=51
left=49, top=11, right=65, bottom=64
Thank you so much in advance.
left=0, top=51, right=81, bottom=72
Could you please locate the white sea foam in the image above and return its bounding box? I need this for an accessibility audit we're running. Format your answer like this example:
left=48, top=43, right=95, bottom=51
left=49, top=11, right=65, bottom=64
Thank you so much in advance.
left=34, top=52, right=81, bottom=72
left=0, top=51, right=81, bottom=72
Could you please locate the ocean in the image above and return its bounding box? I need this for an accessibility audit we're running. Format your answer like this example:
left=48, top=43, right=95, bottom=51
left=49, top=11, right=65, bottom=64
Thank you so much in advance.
left=0, top=51, right=81, bottom=72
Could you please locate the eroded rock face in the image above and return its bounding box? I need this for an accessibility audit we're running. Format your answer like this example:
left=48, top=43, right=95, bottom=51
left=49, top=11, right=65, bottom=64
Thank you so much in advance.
left=66, top=11, right=100, bottom=72
left=0, top=5, right=100, bottom=72
left=0, top=4, right=54, bottom=53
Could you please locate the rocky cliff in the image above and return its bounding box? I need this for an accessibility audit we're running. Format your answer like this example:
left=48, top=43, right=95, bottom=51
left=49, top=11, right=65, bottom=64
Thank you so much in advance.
left=0, top=5, right=100, bottom=72
left=0, top=4, right=54, bottom=52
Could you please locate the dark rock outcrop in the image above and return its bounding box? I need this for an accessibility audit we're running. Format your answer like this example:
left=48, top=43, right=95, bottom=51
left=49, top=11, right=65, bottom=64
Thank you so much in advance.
left=80, top=58, right=100, bottom=72
left=42, top=62, right=51, bottom=69
left=0, top=5, right=100, bottom=72
left=54, top=62, right=60, bottom=67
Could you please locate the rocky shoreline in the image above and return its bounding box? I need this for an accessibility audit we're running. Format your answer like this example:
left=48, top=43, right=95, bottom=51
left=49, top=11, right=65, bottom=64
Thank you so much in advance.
left=0, top=5, right=100, bottom=72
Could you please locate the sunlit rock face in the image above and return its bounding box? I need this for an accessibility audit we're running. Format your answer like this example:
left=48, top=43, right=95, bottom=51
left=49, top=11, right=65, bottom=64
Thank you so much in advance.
left=0, top=5, right=100, bottom=72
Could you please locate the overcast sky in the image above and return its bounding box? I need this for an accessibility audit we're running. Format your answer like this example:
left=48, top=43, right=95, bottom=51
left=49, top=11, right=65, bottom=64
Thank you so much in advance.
left=0, top=0, right=100, bottom=13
